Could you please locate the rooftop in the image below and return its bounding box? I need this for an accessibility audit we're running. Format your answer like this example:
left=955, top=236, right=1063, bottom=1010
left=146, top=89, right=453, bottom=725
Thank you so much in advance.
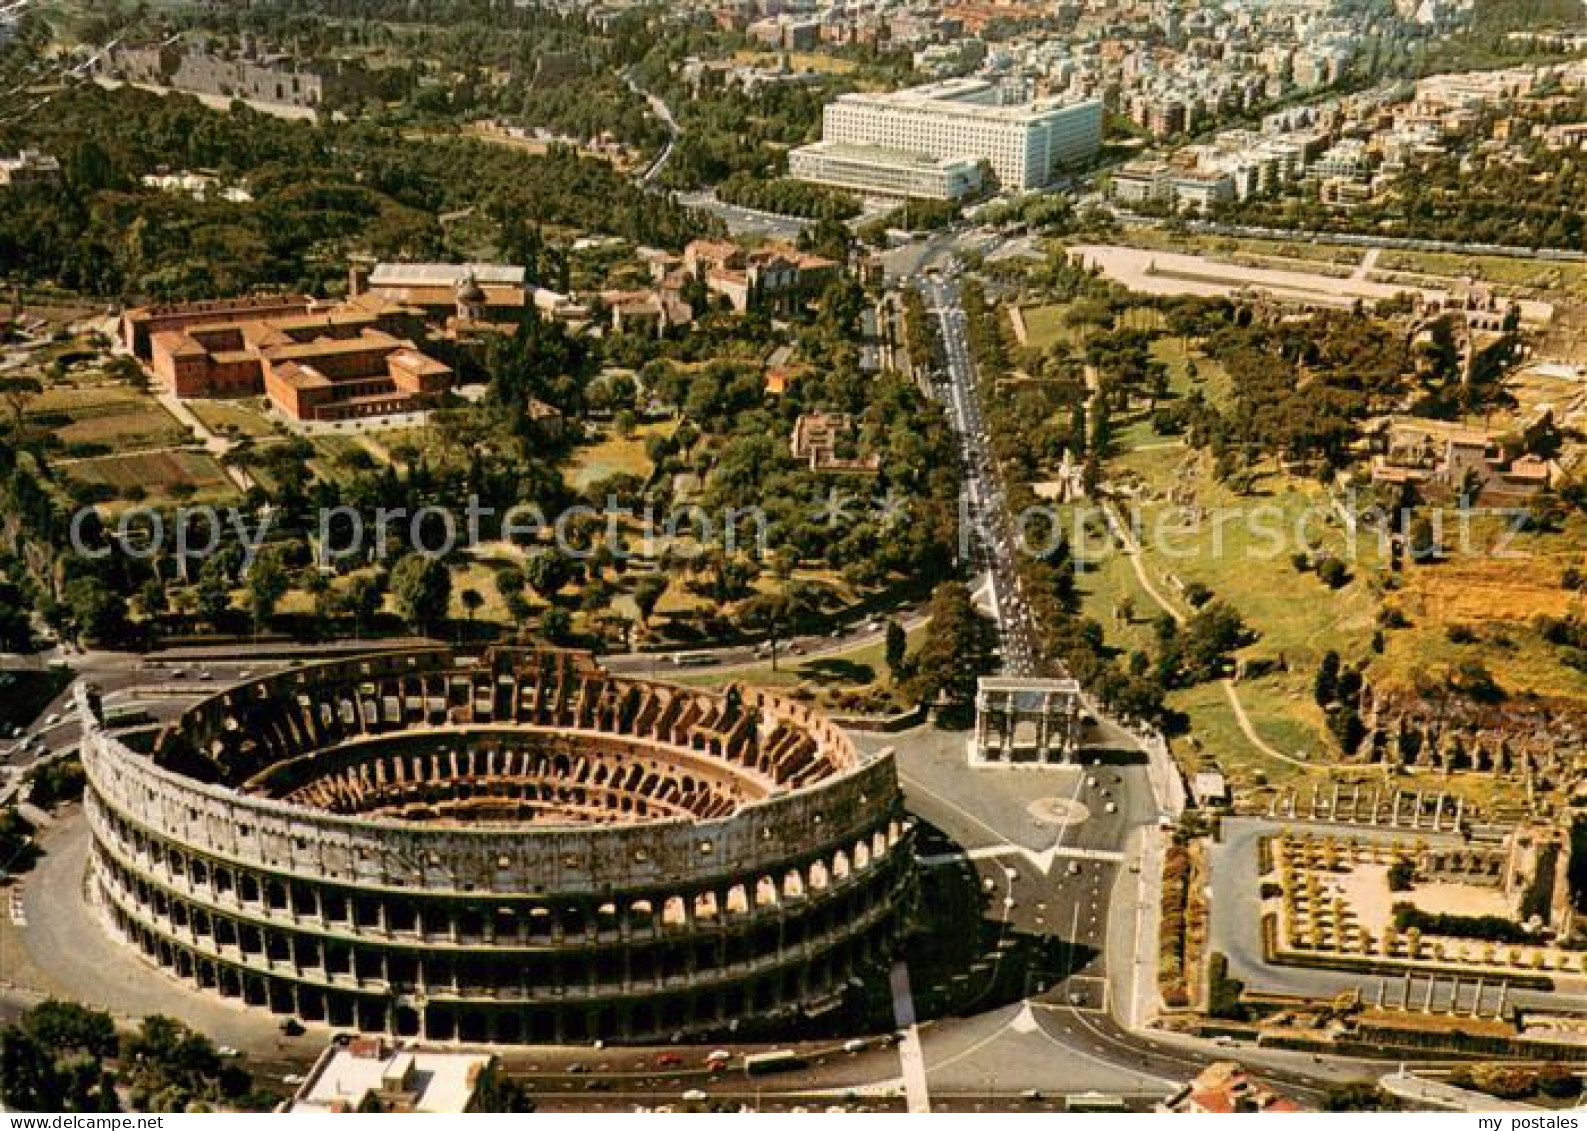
left=369, top=262, right=526, bottom=288
left=798, top=139, right=982, bottom=172
left=835, top=78, right=1100, bottom=125
left=287, top=1040, right=492, bottom=1114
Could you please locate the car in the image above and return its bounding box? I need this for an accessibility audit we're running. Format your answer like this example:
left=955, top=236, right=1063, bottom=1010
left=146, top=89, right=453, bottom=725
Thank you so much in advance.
left=281, top=1074, right=305, bottom=1086
left=217, top=1046, right=240, bottom=1058
left=653, top=1053, right=684, bottom=1068
left=566, top=1063, right=588, bottom=1074
left=169, top=668, right=187, bottom=679
left=278, top=1019, right=304, bottom=1037
left=842, top=1039, right=867, bottom=1054
left=1105, top=802, right=1118, bottom=814
left=1068, top=992, right=1084, bottom=1005
left=1067, top=861, right=1081, bottom=875
left=682, top=1090, right=708, bottom=1103
left=198, top=670, right=213, bottom=681
left=43, top=713, right=59, bottom=727
left=705, top=1049, right=732, bottom=1065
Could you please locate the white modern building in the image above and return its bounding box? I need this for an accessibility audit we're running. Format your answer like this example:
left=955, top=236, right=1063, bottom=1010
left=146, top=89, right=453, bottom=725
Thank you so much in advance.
left=793, top=77, right=1104, bottom=195
left=789, top=140, right=985, bottom=200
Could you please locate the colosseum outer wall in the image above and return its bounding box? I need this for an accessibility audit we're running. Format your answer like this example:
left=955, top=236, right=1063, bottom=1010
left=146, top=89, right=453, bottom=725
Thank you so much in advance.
left=72, top=652, right=916, bottom=1044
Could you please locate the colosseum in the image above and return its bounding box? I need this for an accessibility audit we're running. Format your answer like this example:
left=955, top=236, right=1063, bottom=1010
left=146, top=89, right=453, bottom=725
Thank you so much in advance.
left=77, top=647, right=914, bottom=1044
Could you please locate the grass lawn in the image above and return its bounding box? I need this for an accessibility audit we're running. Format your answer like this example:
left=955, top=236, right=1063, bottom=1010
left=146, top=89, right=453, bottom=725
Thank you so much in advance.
left=187, top=398, right=282, bottom=440
left=1376, top=250, right=1587, bottom=297
left=672, top=622, right=925, bottom=696
left=732, top=49, right=857, bottom=74
left=567, top=421, right=675, bottom=490
left=1112, top=227, right=1363, bottom=269
left=1019, top=303, right=1073, bottom=351
left=1151, top=336, right=1232, bottom=405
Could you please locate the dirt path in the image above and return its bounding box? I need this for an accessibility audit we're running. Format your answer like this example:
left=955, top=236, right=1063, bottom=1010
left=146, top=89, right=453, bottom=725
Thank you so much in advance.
left=1101, top=501, right=1311, bottom=770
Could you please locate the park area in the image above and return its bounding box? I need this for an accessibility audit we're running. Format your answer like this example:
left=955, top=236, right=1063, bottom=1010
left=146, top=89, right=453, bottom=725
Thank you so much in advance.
left=1265, top=831, right=1576, bottom=980
left=566, top=421, right=675, bottom=491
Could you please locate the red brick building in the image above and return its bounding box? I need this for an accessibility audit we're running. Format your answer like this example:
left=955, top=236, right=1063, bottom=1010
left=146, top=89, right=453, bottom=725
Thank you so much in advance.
left=124, top=296, right=451, bottom=423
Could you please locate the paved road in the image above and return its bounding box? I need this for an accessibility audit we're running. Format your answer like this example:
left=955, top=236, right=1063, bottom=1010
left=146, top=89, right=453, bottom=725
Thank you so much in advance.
left=622, top=68, right=677, bottom=189
left=918, top=274, right=1042, bottom=677
left=676, top=191, right=811, bottom=241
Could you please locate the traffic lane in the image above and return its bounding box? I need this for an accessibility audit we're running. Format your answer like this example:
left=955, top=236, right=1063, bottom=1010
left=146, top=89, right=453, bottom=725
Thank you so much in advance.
left=603, top=605, right=929, bottom=675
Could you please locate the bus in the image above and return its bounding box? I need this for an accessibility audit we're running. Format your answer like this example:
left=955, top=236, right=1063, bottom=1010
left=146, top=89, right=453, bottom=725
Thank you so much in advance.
left=668, top=652, right=717, bottom=668
left=743, top=1050, right=806, bottom=1076
left=1066, top=1092, right=1128, bottom=1112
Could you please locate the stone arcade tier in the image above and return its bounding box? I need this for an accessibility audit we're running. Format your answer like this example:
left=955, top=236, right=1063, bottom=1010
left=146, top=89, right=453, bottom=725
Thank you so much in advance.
left=77, top=648, right=914, bottom=1044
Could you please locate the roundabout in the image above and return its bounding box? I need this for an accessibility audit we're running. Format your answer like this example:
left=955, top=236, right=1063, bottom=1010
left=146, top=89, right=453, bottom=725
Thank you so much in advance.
left=1026, top=796, right=1091, bottom=830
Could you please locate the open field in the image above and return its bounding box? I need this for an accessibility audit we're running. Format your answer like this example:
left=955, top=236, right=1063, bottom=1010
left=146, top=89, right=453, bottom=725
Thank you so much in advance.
left=567, top=421, right=674, bottom=490
left=1018, top=303, right=1072, bottom=351
left=1073, top=244, right=1555, bottom=327
left=731, top=50, right=858, bottom=74
left=186, top=398, right=282, bottom=440
left=1016, top=301, right=1164, bottom=352
left=61, top=448, right=233, bottom=501
left=1376, top=249, right=1587, bottom=298
left=29, top=386, right=192, bottom=452
left=1110, top=226, right=1364, bottom=269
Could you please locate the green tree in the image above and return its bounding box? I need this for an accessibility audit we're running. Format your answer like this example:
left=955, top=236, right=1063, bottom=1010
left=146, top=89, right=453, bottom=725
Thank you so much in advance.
left=906, top=581, right=992, bottom=714
left=342, top=573, right=385, bottom=638
left=1314, top=650, right=1341, bottom=705
left=631, top=575, right=667, bottom=627
left=460, top=587, right=485, bottom=627
left=539, top=606, right=573, bottom=644
left=245, top=550, right=289, bottom=635
left=524, top=552, right=572, bottom=600
left=884, top=619, right=908, bottom=681
left=390, top=554, right=451, bottom=634
left=194, top=556, right=233, bottom=629
left=61, top=577, right=129, bottom=647
left=1322, top=1082, right=1395, bottom=1111
left=738, top=592, right=792, bottom=671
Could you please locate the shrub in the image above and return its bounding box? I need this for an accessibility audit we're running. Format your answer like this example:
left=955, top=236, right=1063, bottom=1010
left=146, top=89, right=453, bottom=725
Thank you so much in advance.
left=1537, top=1064, right=1581, bottom=1099
left=1206, top=952, right=1246, bottom=1020
left=1391, top=903, right=1530, bottom=944
left=1316, top=558, right=1349, bottom=589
